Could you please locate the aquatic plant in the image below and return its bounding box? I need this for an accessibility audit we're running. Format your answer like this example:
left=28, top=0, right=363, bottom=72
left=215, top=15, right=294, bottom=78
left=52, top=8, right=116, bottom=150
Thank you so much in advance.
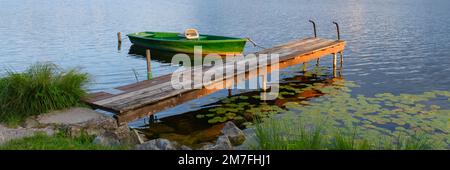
left=0, top=63, right=89, bottom=125
left=244, top=76, right=448, bottom=149
left=279, top=79, right=449, bottom=149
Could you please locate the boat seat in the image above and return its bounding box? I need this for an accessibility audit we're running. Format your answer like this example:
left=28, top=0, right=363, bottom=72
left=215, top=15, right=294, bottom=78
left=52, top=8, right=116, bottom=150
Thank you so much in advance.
left=184, top=28, right=199, bottom=40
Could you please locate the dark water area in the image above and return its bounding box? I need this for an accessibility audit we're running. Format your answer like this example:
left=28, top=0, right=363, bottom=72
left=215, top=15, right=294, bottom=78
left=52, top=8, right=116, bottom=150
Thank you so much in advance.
left=1, top=0, right=449, bottom=147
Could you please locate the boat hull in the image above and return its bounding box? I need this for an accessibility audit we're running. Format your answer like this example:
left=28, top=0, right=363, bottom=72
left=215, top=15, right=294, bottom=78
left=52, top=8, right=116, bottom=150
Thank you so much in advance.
left=127, top=32, right=247, bottom=55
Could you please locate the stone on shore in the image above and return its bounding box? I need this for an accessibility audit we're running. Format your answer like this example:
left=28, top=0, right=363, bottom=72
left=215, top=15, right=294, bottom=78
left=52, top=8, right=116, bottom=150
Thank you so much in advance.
left=93, top=132, right=121, bottom=146
left=234, top=128, right=257, bottom=150
left=37, top=107, right=105, bottom=125
left=21, top=118, right=41, bottom=128
left=220, top=121, right=246, bottom=146
left=199, top=135, right=233, bottom=150
left=74, top=117, right=138, bottom=145
left=135, top=138, right=177, bottom=150
left=213, top=135, right=233, bottom=150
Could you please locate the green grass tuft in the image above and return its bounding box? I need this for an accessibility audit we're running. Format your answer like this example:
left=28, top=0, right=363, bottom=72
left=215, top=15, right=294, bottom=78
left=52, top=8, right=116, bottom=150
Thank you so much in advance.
left=252, top=115, right=437, bottom=150
left=253, top=117, right=326, bottom=150
left=0, top=62, right=89, bottom=125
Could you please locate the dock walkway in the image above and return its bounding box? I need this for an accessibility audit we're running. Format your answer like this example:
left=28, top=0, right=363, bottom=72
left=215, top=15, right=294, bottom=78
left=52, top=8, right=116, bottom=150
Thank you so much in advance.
left=84, top=37, right=346, bottom=123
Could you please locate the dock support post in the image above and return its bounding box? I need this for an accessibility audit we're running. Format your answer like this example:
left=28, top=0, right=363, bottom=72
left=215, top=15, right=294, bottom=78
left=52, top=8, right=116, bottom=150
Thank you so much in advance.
left=316, top=58, right=320, bottom=66
left=117, top=32, right=122, bottom=43
left=333, top=53, right=337, bottom=68
left=302, top=62, right=308, bottom=72
left=150, top=115, right=155, bottom=123
left=339, top=51, right=344, bottom=77
left=117, top=32, right=122, bottom=50
left=146, top=49, right=152, bottom=80
left=228, top=89, right=232, bottom=97
left=261, top=74, right=268, bottom=101
left=146, top=115, right=156, bottom=124
left=333, top=53, right=337, bottom=77
left=262, top=75, right=267, bottom=91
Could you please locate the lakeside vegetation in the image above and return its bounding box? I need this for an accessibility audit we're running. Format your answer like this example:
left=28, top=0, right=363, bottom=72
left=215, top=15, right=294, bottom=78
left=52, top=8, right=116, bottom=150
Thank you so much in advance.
left=249, top=78, right=449, bottom=150
left=0, top=131, right=129, bottom=150
left=0, top=63, right=89, bottom=125
left=253, top=115, right=437, bottom=150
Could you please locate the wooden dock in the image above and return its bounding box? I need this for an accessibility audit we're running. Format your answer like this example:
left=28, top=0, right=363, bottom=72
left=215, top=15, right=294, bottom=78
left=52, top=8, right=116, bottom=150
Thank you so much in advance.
left=84, top=37, right=346, bottom=123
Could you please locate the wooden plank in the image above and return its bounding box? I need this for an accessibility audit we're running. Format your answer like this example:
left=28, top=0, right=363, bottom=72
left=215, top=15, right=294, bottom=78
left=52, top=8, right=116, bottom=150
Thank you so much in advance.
left=256, top=37, right=318, bottom=53
left=84, top=91, right=114, bottom=103
left=258, top=38, right=329, bottom=54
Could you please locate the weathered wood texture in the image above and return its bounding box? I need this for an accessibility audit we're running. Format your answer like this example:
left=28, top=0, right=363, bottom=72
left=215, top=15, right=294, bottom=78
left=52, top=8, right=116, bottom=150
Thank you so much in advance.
left=84, top=37, right=346, bottom=123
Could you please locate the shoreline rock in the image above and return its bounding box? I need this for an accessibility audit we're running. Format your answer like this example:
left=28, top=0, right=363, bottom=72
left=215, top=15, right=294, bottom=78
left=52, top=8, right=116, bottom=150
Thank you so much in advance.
left=36, top=107, right=105, bottom=125
left=93, top=132, right=121, bottom=146
left=201, top=135, right=233, bottom=150
left=234, top=128, right=257, bottom=150
left=198, top=121, right=246, bottom=150
left=220, top=121, right=246, bottom=146
left=134, top=121, right=247, bottom=150
left=135, top=138, right=178, bottom=150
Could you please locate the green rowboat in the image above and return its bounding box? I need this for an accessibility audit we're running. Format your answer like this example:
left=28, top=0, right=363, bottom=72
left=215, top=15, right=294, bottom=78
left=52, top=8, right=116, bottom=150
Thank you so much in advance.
left=127, top=31, right=247, bottom=55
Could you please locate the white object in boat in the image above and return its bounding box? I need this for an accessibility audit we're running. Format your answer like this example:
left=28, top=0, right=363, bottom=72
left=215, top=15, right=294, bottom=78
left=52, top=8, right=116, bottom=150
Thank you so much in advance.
left=184, top=28, right=199, bottom=40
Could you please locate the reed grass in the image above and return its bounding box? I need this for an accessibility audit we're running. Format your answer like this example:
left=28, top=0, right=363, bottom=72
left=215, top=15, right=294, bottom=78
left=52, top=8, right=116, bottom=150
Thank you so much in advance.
left=253, top=117, right=326, bottom=150
left=0, top=63, right=89, bottom=125
left=253, top=116, right=436, bottom=150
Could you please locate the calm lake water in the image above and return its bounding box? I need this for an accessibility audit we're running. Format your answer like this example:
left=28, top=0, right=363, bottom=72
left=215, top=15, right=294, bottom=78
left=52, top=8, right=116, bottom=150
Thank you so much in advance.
left=1, top=0, right=449, bottom=147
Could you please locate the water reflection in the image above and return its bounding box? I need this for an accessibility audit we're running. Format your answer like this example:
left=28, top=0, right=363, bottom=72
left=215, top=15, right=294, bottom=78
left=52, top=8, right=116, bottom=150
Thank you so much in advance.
left=128, top=45, right=185, bottom=63
left=128, top=45, right=233, bottom=65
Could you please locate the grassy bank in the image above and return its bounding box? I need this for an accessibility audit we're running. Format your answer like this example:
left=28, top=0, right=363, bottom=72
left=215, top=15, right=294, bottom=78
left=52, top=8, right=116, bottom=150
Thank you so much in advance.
left=0, top=63, right=89, bottom=125
left=0, top=131, right=129, bottom=150
left=252, top=116, right=437, bottom=150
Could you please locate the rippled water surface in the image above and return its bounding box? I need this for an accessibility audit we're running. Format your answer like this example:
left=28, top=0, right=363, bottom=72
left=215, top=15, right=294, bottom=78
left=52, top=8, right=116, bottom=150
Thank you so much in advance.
left=1, top=0, right=449, bottom=147
left=2, top=0, right=450, bottom=93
